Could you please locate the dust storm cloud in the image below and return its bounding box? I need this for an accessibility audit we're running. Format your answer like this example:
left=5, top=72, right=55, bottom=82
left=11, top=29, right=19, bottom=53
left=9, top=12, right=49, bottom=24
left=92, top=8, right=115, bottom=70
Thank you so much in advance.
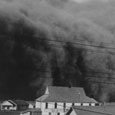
left=0, top=0, right=115, bottom=102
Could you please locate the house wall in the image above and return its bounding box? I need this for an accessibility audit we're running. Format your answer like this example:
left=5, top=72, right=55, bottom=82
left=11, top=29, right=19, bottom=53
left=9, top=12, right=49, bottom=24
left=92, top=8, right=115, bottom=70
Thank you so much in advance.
left=36, top=102, right=72, bottom=109
left=36, top=101, right=99, bottom=115
left=17, top=105, right=28, bottom=111
left=91, top=103, right=95, bottom=106
left=9, top=106, right=17, bottom=110
left=36, top=102, right=75, bottom=115
left=1, top=106, right=17, bottom=110
left=36, top=102, right=98, bottom=109
left=36, top=102, right=41, bottom=108
left=28, top=104, right=35, bottom=109
left=82, top=103, right=89, bottom=106
left=74, top=103, right=81, bottom=106
left=66, top=103, right=72, bottom=110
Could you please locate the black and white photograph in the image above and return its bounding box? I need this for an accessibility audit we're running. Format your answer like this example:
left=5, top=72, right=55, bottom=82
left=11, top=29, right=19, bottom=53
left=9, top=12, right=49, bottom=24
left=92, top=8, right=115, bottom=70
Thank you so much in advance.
left=0, top=0, right=115, bottom=115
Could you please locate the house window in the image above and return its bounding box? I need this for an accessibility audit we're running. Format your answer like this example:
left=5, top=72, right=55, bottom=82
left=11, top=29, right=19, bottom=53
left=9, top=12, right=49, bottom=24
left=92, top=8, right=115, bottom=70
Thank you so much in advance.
left=46, top=103, right=48, bottom=109
left=7, top=106, right=10, bottom=109
left=55, top=103, right=57, bottom=109
left=63, top=103, right=66, bottom=112
left=64, top=103, right=66, bottom=108
left=72, top=103, right=74, bottom=106
left=57, top=113, right=60, bottom=115
left=95, top=103, right=99, bottom=106
left=83, top=103, right=89, bottom=106
left=33, top=105, right=35, bottom=108
left=75, top=103, right=81, bottom=106
left=30, top=112, right=32, bottom=115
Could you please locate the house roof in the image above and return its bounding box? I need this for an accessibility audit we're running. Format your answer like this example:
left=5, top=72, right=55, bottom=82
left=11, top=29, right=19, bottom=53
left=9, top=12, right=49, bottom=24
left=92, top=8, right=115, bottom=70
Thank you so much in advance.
left=0, top=111, right=21, bottom=115
left=36, top=86, right=97, bottom=103
left=1, top=100, right=16, bottom=106
left=26, top=101, right=35, bottom=106
left=9, top=100, right=29, bottom=106
left=0, top=109, right=41, bottom=115
left=70, top=106, right=115, bottom=115
left=21, top=108, right=41, bottom=113
left=82, top=96, right=98, bottom=103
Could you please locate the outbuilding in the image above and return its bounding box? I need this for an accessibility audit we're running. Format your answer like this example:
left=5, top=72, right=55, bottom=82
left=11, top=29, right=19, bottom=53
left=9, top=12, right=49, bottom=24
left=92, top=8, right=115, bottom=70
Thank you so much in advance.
left=35, top=86, right=98, bottom=115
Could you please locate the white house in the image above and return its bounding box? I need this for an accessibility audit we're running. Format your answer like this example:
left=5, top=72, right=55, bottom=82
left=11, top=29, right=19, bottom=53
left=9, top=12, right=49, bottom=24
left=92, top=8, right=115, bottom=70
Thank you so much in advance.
left=1, top=100, right=17, bottom=110
left=35, top=86, right=98, bottom=115
left=1, top=100, right=29, bottom=111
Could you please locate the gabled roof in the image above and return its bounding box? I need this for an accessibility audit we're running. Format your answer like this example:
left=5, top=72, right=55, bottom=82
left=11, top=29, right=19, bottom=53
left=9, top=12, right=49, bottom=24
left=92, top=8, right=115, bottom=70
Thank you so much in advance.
left=70, top=106, right=115, bottom=115
left=9, top=100, right=29, bottom=106
left=1, top=100, right=17, bottom=106
left=36, top=86, right=97, bottom=103
left=82, top=96, right=98, bottom=103
left=37, top=94, right=49, bottom=102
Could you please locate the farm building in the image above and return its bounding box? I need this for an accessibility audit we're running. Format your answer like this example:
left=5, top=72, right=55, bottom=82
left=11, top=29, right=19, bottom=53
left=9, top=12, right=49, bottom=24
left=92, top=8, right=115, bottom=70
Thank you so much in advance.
left=35, top=86, right=98, bottom=115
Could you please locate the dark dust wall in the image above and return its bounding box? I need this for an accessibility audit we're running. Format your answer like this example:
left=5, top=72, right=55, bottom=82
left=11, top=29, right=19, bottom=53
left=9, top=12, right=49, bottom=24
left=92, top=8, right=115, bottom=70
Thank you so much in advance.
left=0, top=0, right=115, bottom=102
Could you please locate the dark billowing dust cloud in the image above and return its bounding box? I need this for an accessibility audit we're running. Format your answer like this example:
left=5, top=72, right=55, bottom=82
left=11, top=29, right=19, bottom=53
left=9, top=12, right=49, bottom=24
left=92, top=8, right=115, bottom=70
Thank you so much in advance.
left=0, top=0, right=115, bottom=102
